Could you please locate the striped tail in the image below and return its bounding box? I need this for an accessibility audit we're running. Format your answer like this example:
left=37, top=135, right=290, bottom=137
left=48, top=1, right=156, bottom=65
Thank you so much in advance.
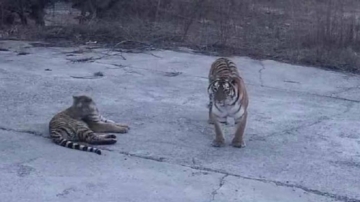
left=55, top=137, right=102, bottom=155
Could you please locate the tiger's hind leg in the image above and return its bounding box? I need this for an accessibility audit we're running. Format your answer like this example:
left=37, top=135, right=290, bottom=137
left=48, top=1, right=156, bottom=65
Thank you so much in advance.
left=76, top=124, right=117, bottom=145
left=84, top=132, right=117, bottom=145
left=97, top=134, right=117, bottom=139
left=231, top=112, right=247, bottom=148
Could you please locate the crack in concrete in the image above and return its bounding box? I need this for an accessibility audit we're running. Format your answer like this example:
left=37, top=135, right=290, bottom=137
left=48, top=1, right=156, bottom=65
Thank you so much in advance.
left=258, top=61, right=265, bottom=87
left=283, top=116, right=329, bottom=134
left=103, top=149, right=360, bottom=202
left=210, top=174, right=228, bottom=201
left=331, top=86, right=360, bottom=97
left=173, top=69, right=360, bottom=104
left=145, top=52, right=163, bottom=58
left=0, top=126, right=46, bottom=138
left=283, top=80, right=301, bottom=84
left=246, top=83, right=360, bottom=104
left=95, top=58, right=359, bottom=104
left=2, top=124, right=359, bottom=201
left=0, top=96, right=358, bottom=201
left=187, top=165, right=359, bottom=202
left=342, top=102, right=355, bottom=114
left=56, top=187, right=77, bottom=197
left=101, top=59, right=360, bottom=105
left=305, top=92, right=360, bottom=104
left=250, top=116, right=329, bottom=141
left=117, top=151, right=166, bottom=162
left=251, top=102, right=355, bottom=142
left=102, top=148, right=166, bottom=162
left=2, top=46, right=359, bottom=200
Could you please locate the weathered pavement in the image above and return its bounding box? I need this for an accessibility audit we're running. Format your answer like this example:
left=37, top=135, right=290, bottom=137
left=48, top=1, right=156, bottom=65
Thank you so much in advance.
left=0, top=40, right=360, bottom=202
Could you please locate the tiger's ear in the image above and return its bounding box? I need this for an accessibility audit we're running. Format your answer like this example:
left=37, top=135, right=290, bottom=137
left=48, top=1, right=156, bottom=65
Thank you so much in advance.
left=72, top=95, right=79, bottom=101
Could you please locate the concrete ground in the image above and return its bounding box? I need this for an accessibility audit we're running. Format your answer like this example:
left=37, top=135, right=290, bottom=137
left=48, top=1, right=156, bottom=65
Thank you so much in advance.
left=0, top=40, right=360, bottom=202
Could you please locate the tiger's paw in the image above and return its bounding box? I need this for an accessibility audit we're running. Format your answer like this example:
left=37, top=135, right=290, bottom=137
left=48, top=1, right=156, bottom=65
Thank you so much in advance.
left=116, top=123, right=130, bottom=130
left=231, top=139, right=246, bottom=148
left=102, top=138, right=117, bottom=145
left=104, top=119, right=115, bottom=124
left=106, top=134, right=117, bottom=139
left=109, top=139, right=117, bottom=144
left=116, top=125, right=129, bottom=133
left=211, top=139, right=225, bottom=147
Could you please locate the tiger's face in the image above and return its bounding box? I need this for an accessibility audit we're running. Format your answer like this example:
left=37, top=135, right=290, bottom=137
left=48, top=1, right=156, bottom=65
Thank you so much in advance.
left=72, top=95, right=97, bottom=116
left=211, top=79, right=237, bottom=105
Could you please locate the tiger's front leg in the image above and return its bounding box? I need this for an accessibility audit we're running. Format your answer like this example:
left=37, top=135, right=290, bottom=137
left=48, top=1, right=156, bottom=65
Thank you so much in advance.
left=210, top=113, right=225, bottom=147
left=208, top=104, right=214, bottom=124
left=98, top=115, right=130, bottom=130
left=232, top=111, right=247, bottom=148
left=208, top=93, right=215, bottom=124
left=99, top=114, right=116, bottom=123
left=88, top=122, right=129, bottom=134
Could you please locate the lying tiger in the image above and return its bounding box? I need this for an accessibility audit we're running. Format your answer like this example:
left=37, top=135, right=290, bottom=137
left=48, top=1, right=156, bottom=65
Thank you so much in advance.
left=49, top=95, right=129, bottom=155
left=208, top=57, right=249, bottom=148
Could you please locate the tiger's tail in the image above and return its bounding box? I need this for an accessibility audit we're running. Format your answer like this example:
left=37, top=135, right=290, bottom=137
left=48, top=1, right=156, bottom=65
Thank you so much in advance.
left=52, top=135, right=102, bottom=155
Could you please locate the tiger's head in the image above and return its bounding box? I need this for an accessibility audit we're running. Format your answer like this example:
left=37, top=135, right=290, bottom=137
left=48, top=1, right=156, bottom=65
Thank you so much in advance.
left=72, top=95, right=97, bottom=117
left=208, top=78, right=239, bottom=105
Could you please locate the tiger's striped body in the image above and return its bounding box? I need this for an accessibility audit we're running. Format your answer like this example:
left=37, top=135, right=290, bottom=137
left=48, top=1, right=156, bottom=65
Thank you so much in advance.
left=207, top=58, right=249, bottom=148
left=49, top=95, right=129, bottom=155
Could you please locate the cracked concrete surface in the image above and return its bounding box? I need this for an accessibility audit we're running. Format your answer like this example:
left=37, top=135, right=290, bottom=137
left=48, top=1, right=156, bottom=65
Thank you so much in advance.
left=211, top=174, right=228, bottom=201
left=1, top=40, right=360, bottom=202
left=257, top=60, right=265, bottom=87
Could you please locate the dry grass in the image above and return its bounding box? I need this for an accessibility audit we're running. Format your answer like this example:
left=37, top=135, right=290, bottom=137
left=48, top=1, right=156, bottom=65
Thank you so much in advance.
left=2, top=0, right=360, bottom=73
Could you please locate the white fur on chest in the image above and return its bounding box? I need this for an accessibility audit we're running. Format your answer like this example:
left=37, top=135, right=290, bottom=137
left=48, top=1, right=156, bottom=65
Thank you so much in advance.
left=212, top=101, right=244, bottom=121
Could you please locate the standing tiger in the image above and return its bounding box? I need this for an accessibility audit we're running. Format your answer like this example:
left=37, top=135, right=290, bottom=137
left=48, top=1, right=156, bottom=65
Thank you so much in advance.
left=49, top=95, right=130, bottom=155
left=207, top=57, right=249, bottom=148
